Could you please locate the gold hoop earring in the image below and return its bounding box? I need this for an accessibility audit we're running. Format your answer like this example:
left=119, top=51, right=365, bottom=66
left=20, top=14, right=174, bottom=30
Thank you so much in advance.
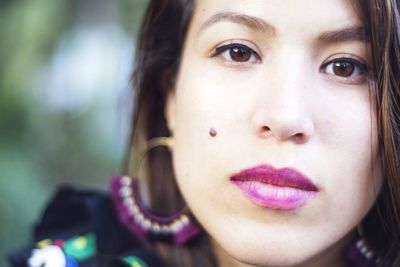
left=110, top=137, right=201, bottom=244
left=132, top=137, right=173, bottom=178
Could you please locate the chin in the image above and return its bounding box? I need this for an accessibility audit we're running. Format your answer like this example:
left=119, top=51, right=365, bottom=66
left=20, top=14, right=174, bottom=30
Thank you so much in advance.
left=219, top=240, right=318, bottom=267
left=208, top=221, right=346, bottom=267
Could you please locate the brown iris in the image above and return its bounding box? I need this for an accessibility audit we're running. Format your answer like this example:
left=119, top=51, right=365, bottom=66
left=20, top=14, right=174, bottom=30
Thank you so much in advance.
left=230, top=46, right=251, bottom=62
left=332, top=61, right=355, bottom=77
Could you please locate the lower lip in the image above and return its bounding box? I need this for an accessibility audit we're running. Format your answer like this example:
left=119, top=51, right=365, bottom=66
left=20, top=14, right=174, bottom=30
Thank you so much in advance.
left=232, top=180, right=317, bottom=210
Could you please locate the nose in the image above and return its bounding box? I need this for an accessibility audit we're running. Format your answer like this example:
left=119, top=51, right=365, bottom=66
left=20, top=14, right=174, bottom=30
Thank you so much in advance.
left=253, top=104, right=314, bottom=144
left=252, top=50, right=314, bottom=144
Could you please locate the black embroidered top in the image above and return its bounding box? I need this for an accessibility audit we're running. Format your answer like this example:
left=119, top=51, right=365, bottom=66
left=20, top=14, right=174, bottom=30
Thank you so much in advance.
left=7, top=185, right=165, bottom=267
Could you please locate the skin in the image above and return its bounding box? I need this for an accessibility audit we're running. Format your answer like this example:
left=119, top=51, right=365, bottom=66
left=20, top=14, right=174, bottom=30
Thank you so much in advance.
left=164, top=0, right=383, bottom=266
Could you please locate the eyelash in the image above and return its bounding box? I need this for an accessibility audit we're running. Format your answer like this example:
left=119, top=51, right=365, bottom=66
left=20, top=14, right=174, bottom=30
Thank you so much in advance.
left=211, top=43, right=261, bottom=64
left=211, top=43, right=369, bottom=84
left=320, top=56, right=369, bottom=84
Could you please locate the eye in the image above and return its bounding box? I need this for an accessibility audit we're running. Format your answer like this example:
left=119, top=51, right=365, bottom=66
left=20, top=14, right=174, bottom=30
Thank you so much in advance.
left=320, top=57, right=368, bottom=84
left=211, top=43, right=261, bottom=64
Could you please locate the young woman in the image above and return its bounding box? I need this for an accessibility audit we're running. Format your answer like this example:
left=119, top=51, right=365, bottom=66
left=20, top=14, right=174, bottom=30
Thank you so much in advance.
left=9, top=0, right=400, bottom=267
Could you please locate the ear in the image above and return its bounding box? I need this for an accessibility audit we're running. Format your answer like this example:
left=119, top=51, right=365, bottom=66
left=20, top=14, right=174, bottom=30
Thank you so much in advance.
left=164, top=90, right=176, bottom=134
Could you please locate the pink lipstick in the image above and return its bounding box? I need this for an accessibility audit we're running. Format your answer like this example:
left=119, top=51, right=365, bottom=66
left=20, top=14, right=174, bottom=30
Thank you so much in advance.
left=230, top=164, right=318, bottom=210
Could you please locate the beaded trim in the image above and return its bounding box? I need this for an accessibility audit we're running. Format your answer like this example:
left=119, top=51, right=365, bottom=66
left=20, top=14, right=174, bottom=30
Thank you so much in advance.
left=110, top=176, right=201, bottom=244
left=346, top=237, right=382, bottom=267
left=356, top=239, right=375, bottom=262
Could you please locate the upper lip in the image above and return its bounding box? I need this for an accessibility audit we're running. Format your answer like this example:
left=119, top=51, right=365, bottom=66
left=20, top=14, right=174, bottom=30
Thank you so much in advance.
left=229, top=164, right=319, bottom=191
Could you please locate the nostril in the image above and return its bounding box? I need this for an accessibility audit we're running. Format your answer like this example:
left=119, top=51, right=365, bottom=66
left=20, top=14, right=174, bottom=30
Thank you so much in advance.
left=293, top=133, right=307, bottom=143
left=258, top=125, right=271, bottom=137
left=261, top=125, right=270, bottom=132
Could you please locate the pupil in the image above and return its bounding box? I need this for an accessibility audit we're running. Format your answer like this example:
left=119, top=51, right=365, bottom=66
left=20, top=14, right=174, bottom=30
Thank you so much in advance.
left=230, top=46, right=251, bottom=62
left=333, top=61, right=354, bottom=77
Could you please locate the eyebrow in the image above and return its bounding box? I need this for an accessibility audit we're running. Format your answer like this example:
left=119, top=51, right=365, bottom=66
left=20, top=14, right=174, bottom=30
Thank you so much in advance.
left=198, top=11, right=276, bottom=35
left=317, top=26, right=368, bottom=43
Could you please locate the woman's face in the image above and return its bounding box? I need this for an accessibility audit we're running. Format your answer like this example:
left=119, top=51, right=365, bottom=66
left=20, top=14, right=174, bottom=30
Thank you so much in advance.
left=165, top=0, right=383, bottom=266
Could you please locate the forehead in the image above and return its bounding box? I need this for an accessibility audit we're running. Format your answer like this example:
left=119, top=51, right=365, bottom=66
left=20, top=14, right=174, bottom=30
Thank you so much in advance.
left=191, top=0, right=361, bottom=40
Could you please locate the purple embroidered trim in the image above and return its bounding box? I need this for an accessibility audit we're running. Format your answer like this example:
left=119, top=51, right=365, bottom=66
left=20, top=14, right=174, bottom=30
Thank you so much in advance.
left=110, top=176, right=201, bottom=244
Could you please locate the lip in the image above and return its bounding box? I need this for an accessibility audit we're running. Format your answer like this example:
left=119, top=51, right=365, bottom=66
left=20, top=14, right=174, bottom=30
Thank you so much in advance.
left=230, top=164, right=319, bottom=210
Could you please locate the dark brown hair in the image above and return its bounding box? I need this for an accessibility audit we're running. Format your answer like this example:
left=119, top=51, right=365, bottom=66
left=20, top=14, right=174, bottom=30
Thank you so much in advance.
left=127, top=0, right=400, bottom=266
left=128, top=1, right=217, bottom=267
left=357, top=0, right=400, bottom=265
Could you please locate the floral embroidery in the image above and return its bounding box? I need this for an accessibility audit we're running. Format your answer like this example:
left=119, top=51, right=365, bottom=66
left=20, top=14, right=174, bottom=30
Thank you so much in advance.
left=27, top=233, right=96, bottom=267
left=64, top=234, right=96, bottom=261
left=28, top=245, right=67, bottom=267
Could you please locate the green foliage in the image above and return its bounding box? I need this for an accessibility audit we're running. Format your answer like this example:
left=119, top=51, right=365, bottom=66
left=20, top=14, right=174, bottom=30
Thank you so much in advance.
left=0, top=1, right=147, bottom=266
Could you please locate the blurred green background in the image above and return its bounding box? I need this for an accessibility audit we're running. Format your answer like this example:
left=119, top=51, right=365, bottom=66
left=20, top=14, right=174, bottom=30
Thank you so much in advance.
left=0, top=0, right=147, bottom=265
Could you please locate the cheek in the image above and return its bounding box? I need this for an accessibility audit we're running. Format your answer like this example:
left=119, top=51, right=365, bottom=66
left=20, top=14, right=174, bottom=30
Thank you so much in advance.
left=171, top=65, right=253, bottom=161
left=170, top=65, right=249, bottom=207
left=174, top=65, right=254, bottom=122
left=311, top=89, right=382, bottom=221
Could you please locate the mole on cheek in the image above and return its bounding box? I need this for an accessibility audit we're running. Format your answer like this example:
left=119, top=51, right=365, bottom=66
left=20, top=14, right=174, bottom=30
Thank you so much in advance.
left=209, top=128, right=217, bottom=137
